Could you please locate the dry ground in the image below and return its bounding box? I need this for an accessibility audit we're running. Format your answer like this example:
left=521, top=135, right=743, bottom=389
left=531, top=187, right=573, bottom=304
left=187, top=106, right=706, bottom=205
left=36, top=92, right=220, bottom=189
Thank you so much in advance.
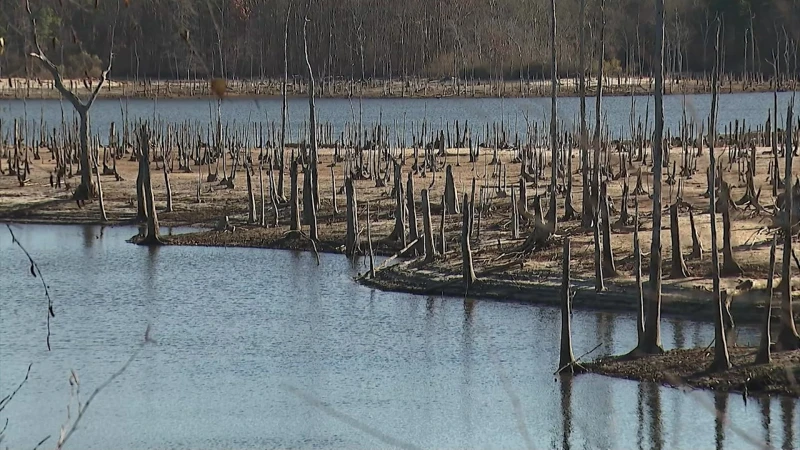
left=0, top=76, right=783, bottom=100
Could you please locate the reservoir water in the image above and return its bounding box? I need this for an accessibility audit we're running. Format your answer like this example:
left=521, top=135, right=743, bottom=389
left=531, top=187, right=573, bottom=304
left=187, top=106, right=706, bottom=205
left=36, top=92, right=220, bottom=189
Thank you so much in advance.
left=0, top=224, right=797, bottom=449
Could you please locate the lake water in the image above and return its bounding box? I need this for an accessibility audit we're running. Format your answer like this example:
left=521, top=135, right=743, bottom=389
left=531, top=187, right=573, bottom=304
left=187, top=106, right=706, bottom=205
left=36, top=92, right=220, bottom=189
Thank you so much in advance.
left=0, top=224, right=797, bottom=449
left=1, top=91, right=799, bottom=146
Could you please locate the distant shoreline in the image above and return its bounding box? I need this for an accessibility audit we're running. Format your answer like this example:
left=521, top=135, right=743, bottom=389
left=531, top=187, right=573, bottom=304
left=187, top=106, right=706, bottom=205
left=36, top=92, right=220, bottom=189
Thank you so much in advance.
left=0, top=76, right=792, bottom=101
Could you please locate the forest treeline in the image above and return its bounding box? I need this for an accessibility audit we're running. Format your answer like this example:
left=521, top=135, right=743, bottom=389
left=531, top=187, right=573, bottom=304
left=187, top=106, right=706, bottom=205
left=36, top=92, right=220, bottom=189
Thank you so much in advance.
left=1, top=0, right=799, bottom=81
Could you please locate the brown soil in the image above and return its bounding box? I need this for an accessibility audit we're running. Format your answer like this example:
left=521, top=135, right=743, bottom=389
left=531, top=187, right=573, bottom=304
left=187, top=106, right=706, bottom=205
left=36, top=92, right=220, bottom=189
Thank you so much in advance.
left=0, top=76, right=786, bottom=100
left=587, top=347, right=800, bottom=397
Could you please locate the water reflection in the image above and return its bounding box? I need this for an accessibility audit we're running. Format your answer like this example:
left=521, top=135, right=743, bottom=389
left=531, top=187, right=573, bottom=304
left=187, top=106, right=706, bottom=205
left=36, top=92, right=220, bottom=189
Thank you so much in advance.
left=780, top=397, right=795, bottom=450
left=559, top=375, right=573, bottom=450
left=645, top=382, right=664, bottom=450
left=714, top=390, right=728, bottom=450
left=761, top=397, right=773, bottom=450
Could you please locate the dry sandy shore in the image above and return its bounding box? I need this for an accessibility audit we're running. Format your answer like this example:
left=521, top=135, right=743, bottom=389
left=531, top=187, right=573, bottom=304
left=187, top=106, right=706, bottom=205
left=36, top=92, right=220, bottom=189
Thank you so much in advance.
left=2, top=143, right=798, bottom=396
left=0, top=76, right=784, bottom=100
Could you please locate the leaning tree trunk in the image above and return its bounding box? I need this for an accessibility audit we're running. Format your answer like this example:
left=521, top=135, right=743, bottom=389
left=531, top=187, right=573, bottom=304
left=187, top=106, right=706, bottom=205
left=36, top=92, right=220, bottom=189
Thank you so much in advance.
left=303, top=19, right=320, bottom=210
left=93, top=156, right=108, bottom=222
left=461, top=193, right=477, bottom=291
left=163, top=162, right=173, bottom=213
left=591, top=0, right=606, bottom=234
left=546, top=0, right=559, bottom=231
left=137, top=125, right=163, bottom=246
left=755, top=236, right=778, bottom=364
left=709, top=22, right=731, bottom=371
left=390, top=161, right=406, bottom=245
left=669, top=202, right=690, bottom=278
left=689, top=207, right=704, bottom=259
left=640, top=0, right=665, bottom=355
left=778, top=101, right=800, bottom=350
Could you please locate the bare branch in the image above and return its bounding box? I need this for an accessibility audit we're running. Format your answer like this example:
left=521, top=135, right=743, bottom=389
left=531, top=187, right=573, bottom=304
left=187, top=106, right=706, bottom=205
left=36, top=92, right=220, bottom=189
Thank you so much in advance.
left=6, top=225, right=55, bottom=351
left=0, top=364, right=32, bottom=414
left=86, top=0, right=120, bottom=109
left=25, top=0, right=84, bottom=112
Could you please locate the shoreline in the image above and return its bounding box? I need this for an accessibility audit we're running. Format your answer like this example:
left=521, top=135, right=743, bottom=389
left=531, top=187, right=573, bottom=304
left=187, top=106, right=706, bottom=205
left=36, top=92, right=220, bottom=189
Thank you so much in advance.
left=0, top=76, right=791, bottom=101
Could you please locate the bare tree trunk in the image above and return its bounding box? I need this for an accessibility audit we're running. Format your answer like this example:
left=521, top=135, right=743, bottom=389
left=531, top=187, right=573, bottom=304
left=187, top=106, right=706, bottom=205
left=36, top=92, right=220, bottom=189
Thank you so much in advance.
left=669, top=202, right=690, bottom=278
left=422, top=188, right=436, bottom=262
left=163, top=161, right=173, bottom=213
left=259, top=162, right=266, bottom=226
left=546, top=0, right=558, bottom=231
left=640, top=0, right=665, bottom=354
left=634, top=201, right=645, bottom=346
left=444, top=164, right=459, bottom=214
left=246, top=161, right=256, bottom=224
left=278, top=3, right=291, bottom=201
left=709, top=21, right=731, bottom=371
left=137, top=125, right=163, bottom=246
left=778, top=101, right=800, bottom=349
left=600, top=181, right=616, bottom=277
left=303, top=17, right=320, bottom=211
left=290, top=159, right=301, bottom=232
left=579, top=0, right=591, bottom=228
left=718, top=180, right=742, bottom=276
left=367, top=201, right=375, bottom=278
left=557, top=238, right=584, bottom=374
left=93, top=154, right=108, bottom=222
left=689, top=207, right=704, bottom=259
left=407, top=172, right=420, bottom=256
left=461, top=193, right=477, bottom=291
left=756, top=236, right=778, bottom=364
left=591, top=0, right=606, bottom=232
left=345, top=177, right=359, bottom=258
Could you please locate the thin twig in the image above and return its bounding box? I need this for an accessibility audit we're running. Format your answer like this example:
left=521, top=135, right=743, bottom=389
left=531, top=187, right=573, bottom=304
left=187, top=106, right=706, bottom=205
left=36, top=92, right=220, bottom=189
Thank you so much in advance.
left=0, top=364, right=32, bottom=413
left=7, top=225, right=53, bottom=350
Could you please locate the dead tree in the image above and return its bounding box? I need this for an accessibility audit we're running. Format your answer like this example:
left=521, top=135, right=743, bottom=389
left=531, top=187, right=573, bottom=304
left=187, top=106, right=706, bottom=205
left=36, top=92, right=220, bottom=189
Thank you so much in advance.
left=345, top=177, right=359, bottom=258
left=777, top=102, right=800, bottom=350
left=639, top=0, right=665, bottom=355
left=634, top=201, right=645, bottom=346
left=163, top=149, right=173, bottom=213
left=461, top=193, right=477, bottom=291
left=444, top=164, right=459, bottom=214
left=689, top=207, right=704, bottom=259
left=290, top=159, right=301, bottom=232
left=755, top=236, right=778, bottom=364
left=669, top=203, right=690, bottom=278
left=719, top=180, right=743, bottom=277
left=137, top=126, right=163, bottom=246
left=600, top=182, right=616, bottom=277
left=26, top=0, right=116, bottom=217
left=366, top=201, right=375, bottom=278
left=579, top=0, right=591, bottom=229
left=407, top=172, right=420, bottom=256
left=422, top=188, right=436, bottom=262
left=389, top=161, right=406, bottom=245
left=557, top=238, right=584, bottom=374
left=546, top=0, right=559, bottom=231
left=246, top=159, right=256, bottom=224
left=303, top=17, right=320, bottom=211
left=439, top=195, right=447, bottom=255
left=709, top=20, right=731, bottom=372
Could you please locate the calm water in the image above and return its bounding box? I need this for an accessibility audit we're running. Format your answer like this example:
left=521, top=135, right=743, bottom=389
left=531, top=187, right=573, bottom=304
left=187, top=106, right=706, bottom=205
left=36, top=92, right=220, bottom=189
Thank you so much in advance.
left=0, top=91, right=798, bottom=145
left=0, top=224, right=797, bottom=450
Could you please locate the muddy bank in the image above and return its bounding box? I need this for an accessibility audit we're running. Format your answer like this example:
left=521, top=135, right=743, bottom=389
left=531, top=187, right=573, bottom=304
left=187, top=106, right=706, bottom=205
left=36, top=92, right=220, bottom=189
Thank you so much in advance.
left=586, top=347, right=800, bottom=397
